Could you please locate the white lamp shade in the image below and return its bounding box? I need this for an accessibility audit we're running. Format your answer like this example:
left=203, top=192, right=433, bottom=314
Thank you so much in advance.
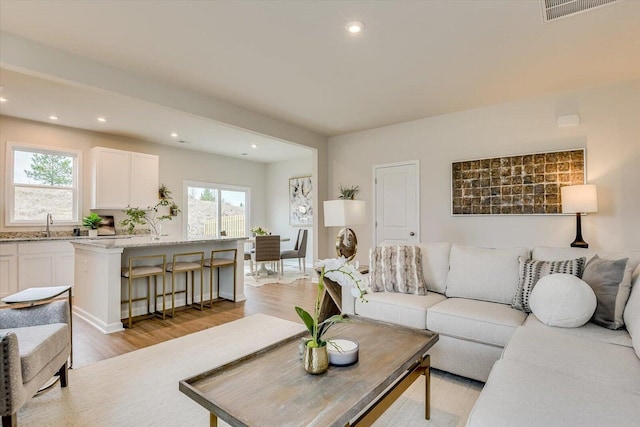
left=561, top=185, right=597, bottom=213
left=324, top=200, right=366, bottom=227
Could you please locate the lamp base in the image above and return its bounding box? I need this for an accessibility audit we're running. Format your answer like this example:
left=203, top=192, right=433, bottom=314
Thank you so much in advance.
left=335, top=228, right=358, bottom=261
left=570, top=240, right=589, bottom=249
left=570, top=212, right=589, bottom=249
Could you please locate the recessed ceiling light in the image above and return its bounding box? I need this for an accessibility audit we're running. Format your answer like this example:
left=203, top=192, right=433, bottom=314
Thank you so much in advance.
left=48, top=115, right=59, bottom=121
left=0, top=97, right=7, bottom=103
left=250, top=144, right=258, bottom=149
left=171, top=132, right=178, bottom=138
left=346, top=21, right=364, bottom=34
left=97, top=117, right=107, bottom=122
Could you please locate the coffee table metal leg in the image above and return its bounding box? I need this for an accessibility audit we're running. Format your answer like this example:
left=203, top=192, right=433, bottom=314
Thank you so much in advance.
left=425, top=354, right=431, bottom=420
left=210, top=413, right=217, bottom=427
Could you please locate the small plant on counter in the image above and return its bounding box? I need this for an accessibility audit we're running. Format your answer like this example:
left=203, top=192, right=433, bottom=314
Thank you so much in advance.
left=82, top=213, right=103, bottom=230
left=338, top=184, right=360, bottom=200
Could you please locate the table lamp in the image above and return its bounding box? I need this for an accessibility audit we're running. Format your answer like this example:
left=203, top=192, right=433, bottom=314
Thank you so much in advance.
left=324, top=200, right=366, bottom=261
left=561, top=184, right=597, bottom=248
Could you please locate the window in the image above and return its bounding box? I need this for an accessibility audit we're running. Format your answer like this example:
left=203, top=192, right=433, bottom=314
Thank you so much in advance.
left=184, top=181, right=249, bottom=239
left=6, top=142, right=81, bottom=225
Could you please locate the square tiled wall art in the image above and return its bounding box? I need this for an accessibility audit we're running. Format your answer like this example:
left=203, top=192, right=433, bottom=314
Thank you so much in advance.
left=451, top=149, right=585, bottom=215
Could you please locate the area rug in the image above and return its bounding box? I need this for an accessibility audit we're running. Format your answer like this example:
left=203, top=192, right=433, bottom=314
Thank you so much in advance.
left=244, top=264, right=310, bottom=287
left=19, top=314, right=482, bottom=427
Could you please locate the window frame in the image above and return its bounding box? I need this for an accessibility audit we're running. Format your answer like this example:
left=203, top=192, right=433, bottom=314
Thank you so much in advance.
left=183, top=180, right=251, bottom=238
left=5, top=141, right=82, bottom=226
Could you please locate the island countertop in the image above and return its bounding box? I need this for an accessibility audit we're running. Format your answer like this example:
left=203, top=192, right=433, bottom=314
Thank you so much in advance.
left=70, top=235, right=247, bottom=250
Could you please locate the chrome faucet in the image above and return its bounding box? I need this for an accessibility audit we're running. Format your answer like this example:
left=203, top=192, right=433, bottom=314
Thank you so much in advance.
left=45, top=213, right=53, bottom=237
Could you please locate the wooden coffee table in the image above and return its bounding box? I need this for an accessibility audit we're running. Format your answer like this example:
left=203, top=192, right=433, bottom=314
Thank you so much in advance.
left=179, top=317, right=438, bottom=426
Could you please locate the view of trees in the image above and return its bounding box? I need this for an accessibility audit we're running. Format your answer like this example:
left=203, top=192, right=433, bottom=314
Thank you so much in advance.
left=201, top=188, right=216, bottom=202
left=24, top=153, right=73, bottom=186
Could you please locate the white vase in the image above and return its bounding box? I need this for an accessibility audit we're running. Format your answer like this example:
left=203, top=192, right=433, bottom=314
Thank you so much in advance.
left=88, top=229, right=98, bottom=237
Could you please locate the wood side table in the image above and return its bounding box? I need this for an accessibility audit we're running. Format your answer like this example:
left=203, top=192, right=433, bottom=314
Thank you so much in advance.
left=317, top=265, right=368, bottom=322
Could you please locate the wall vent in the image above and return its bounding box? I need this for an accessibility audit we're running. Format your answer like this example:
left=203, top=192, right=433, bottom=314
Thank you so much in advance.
left=541, top=0, right=622, bottom=23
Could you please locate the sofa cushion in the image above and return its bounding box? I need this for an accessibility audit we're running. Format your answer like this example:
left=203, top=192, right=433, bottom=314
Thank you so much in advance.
left=0, top=323, right=69, bottom=383
left=623, top=262, right=640, bottom=358
left=444, top=245, right=529, bottom=304
left=524, top=314, right=633, bottom=348
left=426, top=298, right=527, bottom=347
left=467, top=359, right=640, bottom=427
left=355, top=292, right=446, bottom=329
left=503, top=323, right=640, bottom=395
left=369, top=245, right=427, bottom=295
left=512, top=256, right=586, bottom=312
left=583, top=255, right=635, bottom=329
left=415, top=242, right=451, bottom=294
left=529, top=273, right=596, bottom=328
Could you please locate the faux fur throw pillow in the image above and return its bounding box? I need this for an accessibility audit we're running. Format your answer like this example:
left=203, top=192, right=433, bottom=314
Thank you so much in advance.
left=369, top=245, right=427, bottom=295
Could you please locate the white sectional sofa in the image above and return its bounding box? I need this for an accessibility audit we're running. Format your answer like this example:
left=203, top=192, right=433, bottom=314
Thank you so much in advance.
left=341, top=243, right=640, bottom=426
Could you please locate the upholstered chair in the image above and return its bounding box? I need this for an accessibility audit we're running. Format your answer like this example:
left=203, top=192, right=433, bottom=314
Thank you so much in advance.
left=280, top=229, right=308, bottom=274
left=0, top=300, right=71, bottom=426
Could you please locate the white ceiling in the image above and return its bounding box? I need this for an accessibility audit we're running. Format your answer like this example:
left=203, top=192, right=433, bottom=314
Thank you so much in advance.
left=1, top=0, right=639, bottom=145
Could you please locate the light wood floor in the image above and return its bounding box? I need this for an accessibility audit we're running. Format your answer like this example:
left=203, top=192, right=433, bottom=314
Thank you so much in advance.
left=72, top=279, right=316, bottom=368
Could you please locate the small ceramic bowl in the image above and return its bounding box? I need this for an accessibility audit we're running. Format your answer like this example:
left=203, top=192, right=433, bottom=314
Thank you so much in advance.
left=327, top=338, right=359, bottom=366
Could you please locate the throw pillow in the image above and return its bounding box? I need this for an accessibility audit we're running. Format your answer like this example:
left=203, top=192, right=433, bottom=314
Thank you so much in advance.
left=582, top=255, right=632, bottom=329
left=529, top=274, right=597, bottom=328
left=512, top=256, right=586, bottom=313
left=369, top=245, right=427, bottom=295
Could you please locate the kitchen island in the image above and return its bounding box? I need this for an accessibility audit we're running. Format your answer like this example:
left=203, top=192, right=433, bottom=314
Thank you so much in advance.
left=71, top=236, right=246, bottom=333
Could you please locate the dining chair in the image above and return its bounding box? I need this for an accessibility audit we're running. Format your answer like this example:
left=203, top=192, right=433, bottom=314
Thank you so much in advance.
left=251, top=235, right=281, bottom=279
left=280, top=229, right=308, bottom=274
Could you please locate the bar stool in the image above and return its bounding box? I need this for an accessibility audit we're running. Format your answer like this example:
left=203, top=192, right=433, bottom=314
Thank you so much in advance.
left=164, top=251, right=204, bottom=316
left=121, top=254, right=166, bottom=328
left=204, top=248, right=237, bottom=305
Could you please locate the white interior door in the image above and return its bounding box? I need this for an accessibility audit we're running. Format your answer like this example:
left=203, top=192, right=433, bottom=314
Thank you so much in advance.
left=374, top=161, right=419, bottom=245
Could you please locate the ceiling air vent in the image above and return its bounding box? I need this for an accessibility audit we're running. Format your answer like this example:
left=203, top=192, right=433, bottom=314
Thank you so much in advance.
left=541, top=0, right=623, bottom=23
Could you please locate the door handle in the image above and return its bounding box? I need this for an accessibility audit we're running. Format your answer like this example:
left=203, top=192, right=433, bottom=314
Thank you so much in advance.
left=409, top=232, right=415, bottom=237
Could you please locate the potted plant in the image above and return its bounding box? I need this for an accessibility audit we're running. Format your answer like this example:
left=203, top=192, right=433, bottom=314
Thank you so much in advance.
left=250, top=226, right=269, bottom=236
left=158, top=183, right=171, bottom=199
left=338, top=184, right=360, bottom=200
left=295, top=257, right=367, bottom=374
left=83, top=213, right=102, bottom=237
left=169, top=202, right=180, bottom=216
left=120, top=198, right=172, bottom=239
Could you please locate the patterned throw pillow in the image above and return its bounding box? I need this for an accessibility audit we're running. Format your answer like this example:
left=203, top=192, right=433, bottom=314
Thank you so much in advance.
left=369, top=245, right=427, bottom=295
left=512, top=256, right=586, bottom=312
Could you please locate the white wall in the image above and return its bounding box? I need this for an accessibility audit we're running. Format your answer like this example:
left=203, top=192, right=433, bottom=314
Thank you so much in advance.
left=266, top=157, right=314, bottom=267
left=328, top=80, right=640, bottom=264
left=0, top=116, right=268, bottom=237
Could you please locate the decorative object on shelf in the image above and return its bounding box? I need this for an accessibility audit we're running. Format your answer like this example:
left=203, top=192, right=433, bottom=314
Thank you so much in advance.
left=324, top=199, right=366, bottom=261
left=289, top=176, right=313, bottom=226
left=561, top=184, right=598, bottom=248
left=338, top=184, right=360, bottom=200
left=83, top=213, right=102, bottom=237
left=250, top=226, right=269, bottom=236
left=327, top=338, right=359, bottom=366
left=451, top=149, right=585, bottom=215
left=295, top=257, right=367, bottom=374
left=120, top=185, right=178, bottom=239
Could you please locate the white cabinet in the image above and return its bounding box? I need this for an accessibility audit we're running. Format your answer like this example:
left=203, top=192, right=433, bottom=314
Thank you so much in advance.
left=90, top=147, right=159, bottom=209
left=17, top=241, right=74, bottom=291
left=0, top=244, right=18, bottom=298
